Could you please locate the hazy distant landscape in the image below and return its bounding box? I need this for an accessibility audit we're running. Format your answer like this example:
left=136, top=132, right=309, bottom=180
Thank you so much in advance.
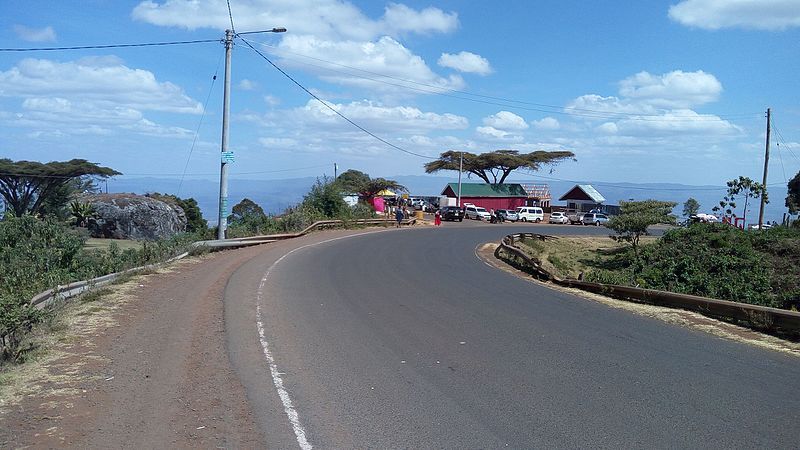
left=108, top=175, right=790, bottom=225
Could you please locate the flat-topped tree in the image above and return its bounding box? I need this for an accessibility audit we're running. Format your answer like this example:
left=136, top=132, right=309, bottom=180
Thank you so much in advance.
left=424, top=149, right=575, bottom=184
left=0, top=159, right=120, bottom=217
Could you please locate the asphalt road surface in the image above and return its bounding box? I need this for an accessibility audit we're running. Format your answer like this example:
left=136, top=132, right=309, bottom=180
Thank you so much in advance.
left=223, top=222, right=800, bottom=448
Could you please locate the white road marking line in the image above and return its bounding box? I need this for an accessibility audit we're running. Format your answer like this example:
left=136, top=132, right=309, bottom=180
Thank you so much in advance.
left=255, top=230, right=389, bottom=449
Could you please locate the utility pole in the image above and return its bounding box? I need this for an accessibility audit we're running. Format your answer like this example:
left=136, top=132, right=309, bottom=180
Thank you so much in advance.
left=757, top=107, right=771, bottom=229
left=217, top=29, right=234, bottom=240
left=457, top=151, right=463, bottom=207
left=334, top=163, right=338, bottom=179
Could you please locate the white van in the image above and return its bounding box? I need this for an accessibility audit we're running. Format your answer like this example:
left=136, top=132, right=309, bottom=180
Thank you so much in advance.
left=515, top=206, right=544, bottom=222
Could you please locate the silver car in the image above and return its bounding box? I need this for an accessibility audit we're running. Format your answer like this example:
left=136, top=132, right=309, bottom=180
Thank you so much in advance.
left=581, top=212, right=609, bottom=226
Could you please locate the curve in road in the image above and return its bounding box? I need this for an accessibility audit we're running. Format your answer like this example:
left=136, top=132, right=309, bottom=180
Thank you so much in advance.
left=224, top=223, right=800, bottom=448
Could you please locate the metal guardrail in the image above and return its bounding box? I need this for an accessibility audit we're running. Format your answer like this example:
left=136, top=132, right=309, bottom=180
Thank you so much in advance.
left=30, top=217, right=415, bottom=310
left=495, top=232, right=800, bottom=337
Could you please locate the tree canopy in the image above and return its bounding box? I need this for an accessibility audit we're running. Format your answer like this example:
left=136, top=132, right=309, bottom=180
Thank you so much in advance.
left=335, top=169, right=406, bottom=198
left=682, top=198, right=700, bottom=217
left=787, top=171, right=800, bottom=215
left=0, top=159, right=120, bottom=217
left=228, top=198, right=266, bottom=224
left=424, top=149, right=575, bottom=184
left=712, top=176, right=767, bottom=223
left=607, top=200, right=677, bottom=259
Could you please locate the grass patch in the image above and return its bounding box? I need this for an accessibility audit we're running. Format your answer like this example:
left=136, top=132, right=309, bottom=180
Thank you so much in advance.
left=84, top=238, right=142, bottom=251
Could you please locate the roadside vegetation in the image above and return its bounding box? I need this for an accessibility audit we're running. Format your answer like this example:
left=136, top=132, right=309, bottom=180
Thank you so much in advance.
left=1, top=163, right=402, bottom=364
left=518, top=219, right=800, bottom=311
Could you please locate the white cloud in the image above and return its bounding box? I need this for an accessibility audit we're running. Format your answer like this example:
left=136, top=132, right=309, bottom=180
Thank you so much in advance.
left=669, top=0, right=800, bottom=30
left=381, top=3, right=459, bottom=36
left=238, top=79, right=257, bottom=90
left=276, top=35, right=465, bottom=93
left=132, top=0, right=457, bottom=40
left=288, top=99, right=468, bottom=132
left=531, top=117, right=560, bottom=130
left=13, top=25, right=56, bottom=42
left=618, top=70, right=722, bottom=108
left=0, top=58, right=199, bottom=138
left=596, top=122, right=618, bottom=134
left=0, top=58, right=203, bottom=114
left=438, top=51, right=492, bottom=75
left=264, top=95, right=280, bottom=106
left=482, top=111, right=528, bottom=130
left=475, top=126, right=523, bottom=142
left=559, top=69, right=742, bottom=158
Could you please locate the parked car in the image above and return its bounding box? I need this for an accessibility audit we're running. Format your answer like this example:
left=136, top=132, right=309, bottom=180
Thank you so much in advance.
left=465, top=205, right=491, bottom=220
left=497, top=209, right=518, bottom=222
left=581, top=212, right=609, bottom=226
left=515, top=206, right=544, bottom=222
left=439, top=206, right=463, bottom=221
left=549, top=211, right=569, bottom=224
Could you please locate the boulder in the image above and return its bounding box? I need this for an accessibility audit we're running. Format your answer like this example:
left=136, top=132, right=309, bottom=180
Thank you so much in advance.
left=85, top=193, right=187, bottom=240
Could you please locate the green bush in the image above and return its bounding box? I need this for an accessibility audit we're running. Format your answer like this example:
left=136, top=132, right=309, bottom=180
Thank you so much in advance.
left=0, top=216, right=202, bottom=362
left=635, top=224, right=786, bottom=308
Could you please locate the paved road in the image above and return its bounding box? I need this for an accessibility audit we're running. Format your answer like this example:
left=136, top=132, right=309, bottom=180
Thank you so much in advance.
left=224, top=222, right=800, bottom=448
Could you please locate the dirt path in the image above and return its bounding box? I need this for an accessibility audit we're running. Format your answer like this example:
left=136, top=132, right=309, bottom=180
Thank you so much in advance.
left=0, top=244, right=269, bottom=448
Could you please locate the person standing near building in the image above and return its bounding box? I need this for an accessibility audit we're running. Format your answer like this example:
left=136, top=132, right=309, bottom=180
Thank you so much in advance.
left=395, top=206, right=404, bottom=228
left=434, top=209, right=441, bottom=226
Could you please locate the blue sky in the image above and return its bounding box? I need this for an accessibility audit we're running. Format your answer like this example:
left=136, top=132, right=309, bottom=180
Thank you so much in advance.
left=1, top=1, right=799, bottom=202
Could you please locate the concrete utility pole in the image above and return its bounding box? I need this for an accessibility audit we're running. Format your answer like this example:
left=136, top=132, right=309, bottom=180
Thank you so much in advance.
left=757, top=107, right=771, bottom=229
left=457, top=151, right=463, bottom=207
left=334, top=163, right=338, bottom=178
left=217, top=29, right=234, bottom=240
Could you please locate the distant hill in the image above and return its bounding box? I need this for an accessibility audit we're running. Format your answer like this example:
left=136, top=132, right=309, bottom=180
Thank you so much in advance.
left=108, top=175, right=790, bottom=226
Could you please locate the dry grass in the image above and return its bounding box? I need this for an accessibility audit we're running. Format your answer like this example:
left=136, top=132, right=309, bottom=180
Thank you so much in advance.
left=518, top=235, right=657, bottom=279
left=83, top=238, right=142, bottom=251
left=0, top=258, right=202, bottom=411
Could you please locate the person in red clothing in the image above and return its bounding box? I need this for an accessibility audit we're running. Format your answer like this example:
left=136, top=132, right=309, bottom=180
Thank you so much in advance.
left=434, top=209, right=441, bottom=226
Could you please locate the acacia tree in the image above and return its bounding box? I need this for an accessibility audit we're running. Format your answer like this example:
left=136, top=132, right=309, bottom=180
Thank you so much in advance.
left=424, top=149, right=575, bottom=184
left=682, top=198, right=700, bottom=217
left=0, top=159, right=120, bottom=217
left=712, top=176, right=767, bottom=224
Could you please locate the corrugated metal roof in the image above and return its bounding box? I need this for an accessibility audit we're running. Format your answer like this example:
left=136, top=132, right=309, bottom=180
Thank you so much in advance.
left=442, top=183, right=527, bottom=197
left=578, top=184, right=605, bottom=203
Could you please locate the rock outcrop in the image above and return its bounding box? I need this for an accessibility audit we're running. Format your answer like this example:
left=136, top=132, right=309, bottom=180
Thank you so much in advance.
left=85, top=193, right=187, bottom=240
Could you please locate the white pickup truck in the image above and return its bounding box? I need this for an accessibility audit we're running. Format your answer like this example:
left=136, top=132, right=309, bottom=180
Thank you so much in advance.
left=565, top=210, right=583, bottom=224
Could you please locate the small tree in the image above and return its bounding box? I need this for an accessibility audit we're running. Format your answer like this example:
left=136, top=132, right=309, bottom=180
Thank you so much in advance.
left=682, top=198, right=700, bottom=218
left=607, top=200, right=677, bottom=261
left=334, top=169, right=406, bottom=199
left=712, top=176, right=767, bottom=224
left=228, top=198, right=266, bottom=224
left=68, top=200, right=95, bottom=227
left=787, top=170, right=800, bottom=215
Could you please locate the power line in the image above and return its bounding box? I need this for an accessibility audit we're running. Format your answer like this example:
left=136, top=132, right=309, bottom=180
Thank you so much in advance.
left=0, top=39, right=219, bottom=52
left=246, top=39, right=762, bottom=123
left=238, top=36, right=436, bottom=160
left=178, top=53, right=224, bottom=195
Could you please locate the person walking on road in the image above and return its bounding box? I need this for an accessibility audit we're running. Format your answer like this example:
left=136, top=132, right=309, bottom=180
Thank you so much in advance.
left=395, top=207, right=404, bottom=228
left=434, top=209, right=441, bottom=226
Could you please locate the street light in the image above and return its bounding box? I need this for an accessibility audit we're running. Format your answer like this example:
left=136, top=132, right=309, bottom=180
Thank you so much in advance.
left=216, top=26, right=286, bottom=240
